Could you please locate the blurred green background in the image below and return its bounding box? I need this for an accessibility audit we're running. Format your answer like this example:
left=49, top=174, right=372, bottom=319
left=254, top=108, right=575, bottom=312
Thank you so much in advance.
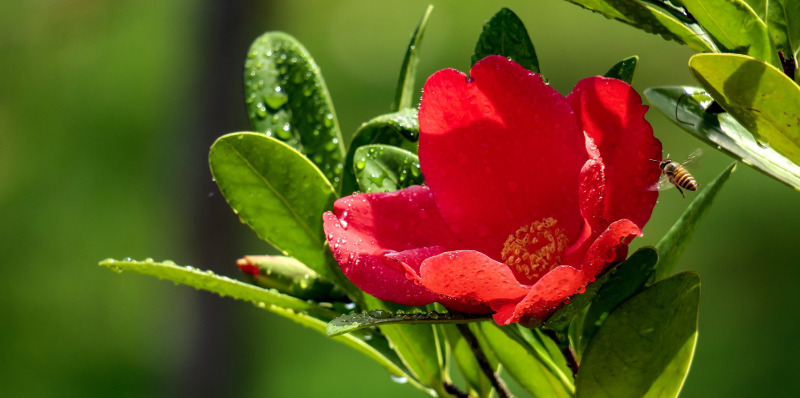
left=2, top=1, right=798, bottom=397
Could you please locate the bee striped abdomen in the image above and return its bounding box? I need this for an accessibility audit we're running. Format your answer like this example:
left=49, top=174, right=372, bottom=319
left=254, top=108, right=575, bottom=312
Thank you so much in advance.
left=673, top=168, right=697, bottom=191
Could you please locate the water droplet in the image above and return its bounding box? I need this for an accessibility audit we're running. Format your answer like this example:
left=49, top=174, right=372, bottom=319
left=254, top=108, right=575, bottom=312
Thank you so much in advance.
left=369, top=309, right=390, bottom=319
left=756, top=139, right=769, bottom=148
left=390, top=375, right=408, bottom=384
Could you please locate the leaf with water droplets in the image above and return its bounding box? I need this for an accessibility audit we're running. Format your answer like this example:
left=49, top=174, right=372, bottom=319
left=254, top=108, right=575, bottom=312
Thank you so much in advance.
left=209, top=132, right=337, bottom=281
left=99, top=258, right=417, bottom=386
left=644, top=86, right=800, bottom=191
left=237, top=255, right=346, bottom=301
left=326, top=308, right=489, bottom=336
left=244, top=32, right=345, bottom=191
left=353, top=145, right=424, bottom=193
left=341, top=109, right=419, bottom=195
left=604, top=55, right=638, bottom=84
left=393, top=5, right=433, bottom=111
left=472, top=7, right=540, bottom=73
left=653, top=163, right=736, bottom=281
left=576, top=272, right=700, bottom=398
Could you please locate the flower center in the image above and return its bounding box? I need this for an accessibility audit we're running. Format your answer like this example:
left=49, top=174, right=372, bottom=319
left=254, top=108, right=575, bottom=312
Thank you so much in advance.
left=501, top=217, right=570, bottom=284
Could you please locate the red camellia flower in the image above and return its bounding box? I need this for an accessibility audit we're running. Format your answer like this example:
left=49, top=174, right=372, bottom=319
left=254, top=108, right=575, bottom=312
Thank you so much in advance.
left=323, top=55, right=662, bottom=326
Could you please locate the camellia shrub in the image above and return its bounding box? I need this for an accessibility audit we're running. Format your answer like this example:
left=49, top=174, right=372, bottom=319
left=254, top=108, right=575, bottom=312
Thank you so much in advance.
left=102, top=2, right=800, bottom=397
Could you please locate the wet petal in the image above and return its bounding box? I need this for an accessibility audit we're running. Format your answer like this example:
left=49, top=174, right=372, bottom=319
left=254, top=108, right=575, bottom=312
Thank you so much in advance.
left=495, top=265, right=585, bottom=325
left=580, top=218, right=642, bottom=277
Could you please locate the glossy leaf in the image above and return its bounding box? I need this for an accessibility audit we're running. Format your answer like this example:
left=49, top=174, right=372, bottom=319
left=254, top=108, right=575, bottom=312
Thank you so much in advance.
left=580, top=247, right=659, bottom=353
left=682, top=0, right=776, bottom=64
left=767, top=0, right=800, bottom=63
left=236, top=255, right=345, bottom=301
left=353, top=145, right=424, bottom=193
left=393, top=5, right=434, bottom=111
left=442, top=325, right=494, bottom=398
left=243, top=32, right=345, bottom=189
left=326, top=308, right=489, bottom=336
left=576, top=272, right=700, bottom=398
left=689, top=54, right=800, bottom=164
left=644, top=86, right=800, bottom=190
left=563, top=1, right=716, bottom=52
left=209, top=132, right=337, bottom=280
left=341, top=110, right=419, bottom=195
left=472, top=7, right=540, bottom=73
left=480, top=322, right=574, bottom=397
left=604, top=55, right=639, bottom=84
left=653, top=163, right=737, bottom=281
left=543, top=262, right=615, bottom=331
left=99, top=258, right=414, bottom=384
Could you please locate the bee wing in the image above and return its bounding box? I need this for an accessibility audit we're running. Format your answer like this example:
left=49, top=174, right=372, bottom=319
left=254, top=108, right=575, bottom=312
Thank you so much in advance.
left=648, top=175, right=675, bottom=191
left=681, top=148, right=703, bottom=169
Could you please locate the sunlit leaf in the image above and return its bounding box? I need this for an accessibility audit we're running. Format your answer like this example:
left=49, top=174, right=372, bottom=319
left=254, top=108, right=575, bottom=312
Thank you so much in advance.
left=604, top=55, right=639, bottom=84
left=653, top=163, right=737, bottom=281
left=442, top=325, right=494, bottom=398
left=689, top=54, right=800, bottom=164
left=341, top=110, right=419, bottom=195
left=243, top=32, right=345, bottom=190
left=353, top=145, right=424, bottom=193
left=393, top=5, right=434, bottom=111
left=563, top=0, right=716, bottom=52
left=682, top=0, right=776, bottom=65
left=326, top=309, right=488, bottom=336
left=576, top=272, right=700, bottom=398
left=209, top=133, right=337, bottom=281
left=236, top=255, right=345, bottom=301
left=644, top=86, right=800, bottom=190
left=472, top=7, right=540, bottom=73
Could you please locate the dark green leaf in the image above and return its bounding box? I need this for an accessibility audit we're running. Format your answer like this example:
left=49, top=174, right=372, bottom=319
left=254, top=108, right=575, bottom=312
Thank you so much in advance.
left=209, top=133, right=337, bottom=281
left=243, top=32, right=345, bottom=190
left=354, top=145, right=424, bottom=193
left=563, top=1, right=717, bottom=52
left=543, top=263, right=615, bottom=332
left=644, top=86, right=800, bottom=190
left=472, top=7, right=540, bottom=73
left=480, top=322, right=574, bottom=397
left=341, top=110, right=419, bottom=195
left=393, top=5, right=433, bottom=111
left=689, top=54, right=800, bottom=164
left=237, top=255, right=346, bottom=301
left=682, top=0, right=776, bottom=64
left=653, top=163, right=737, bottom=281
left=326, top=308, right=489, bottom=336
left=576, top=272, right=700, bottom=398
left=99, top=258, right=413, bottom=383
left=767, top=0, right=800, bottom=63
left=580, top=247, right=659, bottom=353
left=604, top=55, right=639, bottom=84
left=442, top=324, right=494, bottom=398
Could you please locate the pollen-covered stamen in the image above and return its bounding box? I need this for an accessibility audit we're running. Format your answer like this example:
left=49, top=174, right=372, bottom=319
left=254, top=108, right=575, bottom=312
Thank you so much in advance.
left=501, top=217, right=570, bottom=284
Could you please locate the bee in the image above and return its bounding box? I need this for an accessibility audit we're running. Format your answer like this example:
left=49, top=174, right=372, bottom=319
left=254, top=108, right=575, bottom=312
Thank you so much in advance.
left=654, top=149, right=700, bottom=198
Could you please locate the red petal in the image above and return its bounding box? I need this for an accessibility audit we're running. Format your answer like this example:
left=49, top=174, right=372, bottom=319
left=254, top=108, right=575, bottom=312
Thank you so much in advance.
left=567, top=77, right=662, bottom=231
left=580, top=219, right=642, bottom=277
left=418, top=56, right=586, bottom=259
left=495, top=265, right=585, bottom=325
left=419, top=250, right=529, bottom=310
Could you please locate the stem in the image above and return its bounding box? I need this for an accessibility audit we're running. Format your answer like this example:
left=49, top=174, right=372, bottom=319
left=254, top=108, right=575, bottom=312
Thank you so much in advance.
left=443, top=382, right=471, bottom=398
left=542, top=328, right=578, bottom=378
left=456, top=323, right=514, bottom=398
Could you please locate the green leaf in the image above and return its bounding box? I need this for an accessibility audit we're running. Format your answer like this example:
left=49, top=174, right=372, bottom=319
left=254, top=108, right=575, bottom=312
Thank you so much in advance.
left=580, top=247, right=659, bottom=353
left=576, top=272, right=700, bottom=398
left=442, top=325, right=494, bottom=398
left=472, top=7, right=540, bottom=73
left=643, top=86, right=800, bottom=191
left=653, top=163, right=737, bottom=281
left=326, top=308, right=489, bottom=336
left=480, top=322, right=574, bottom=397
left=209, top=132, right=337, bottom=281
left=393, top=5, right=433, bottom=111
left=341, top=110, right=419, bottom=195
left=689, top=54, right=800, bottom=164
left=767, top=0, right=800, bottom=62
left=604, top=55, right=639, bottom=84
left=563, top=1, right=717, bottom=53
left=237, top=255, right=345, bottom=301
left=99, top=258, right=414, bottom=383
left=353, top=145, right=424, bottom=193
left=682, top=0, right=776, bottom=64
left=243, top=32, right=345, bottom=190
left=543, top=263, right=615, bottom=332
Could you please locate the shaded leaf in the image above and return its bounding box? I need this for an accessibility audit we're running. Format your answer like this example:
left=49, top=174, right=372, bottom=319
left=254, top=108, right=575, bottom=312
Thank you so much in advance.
left=326, top=308, right=489, bottom=336
left=576, top=272, right=700, bottom=398
left=563, top=0, right=717, bottom=52
left=442, top=325, right=494, bottom=398
left=209, top=133, right=337, bottom=280
left=767, top=0, right=800, bottom=63
left=653, top=163, right=737, bottom=281
left=689, top=54, right=800, bottom=164
left=243, top=32, right=345, bottom=189
left=354, top=145, right=424, bottom=193
left=341, top=110, right=419, bottom=195
left=236, top=255, right=345, bottom=301
left=604, top=55, right=639, bottom=83
left=644, top=86, right=800, bottom=190
left=472, top=7, right=540, bottom=73
left=393, top=5, right=434, bottom=111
